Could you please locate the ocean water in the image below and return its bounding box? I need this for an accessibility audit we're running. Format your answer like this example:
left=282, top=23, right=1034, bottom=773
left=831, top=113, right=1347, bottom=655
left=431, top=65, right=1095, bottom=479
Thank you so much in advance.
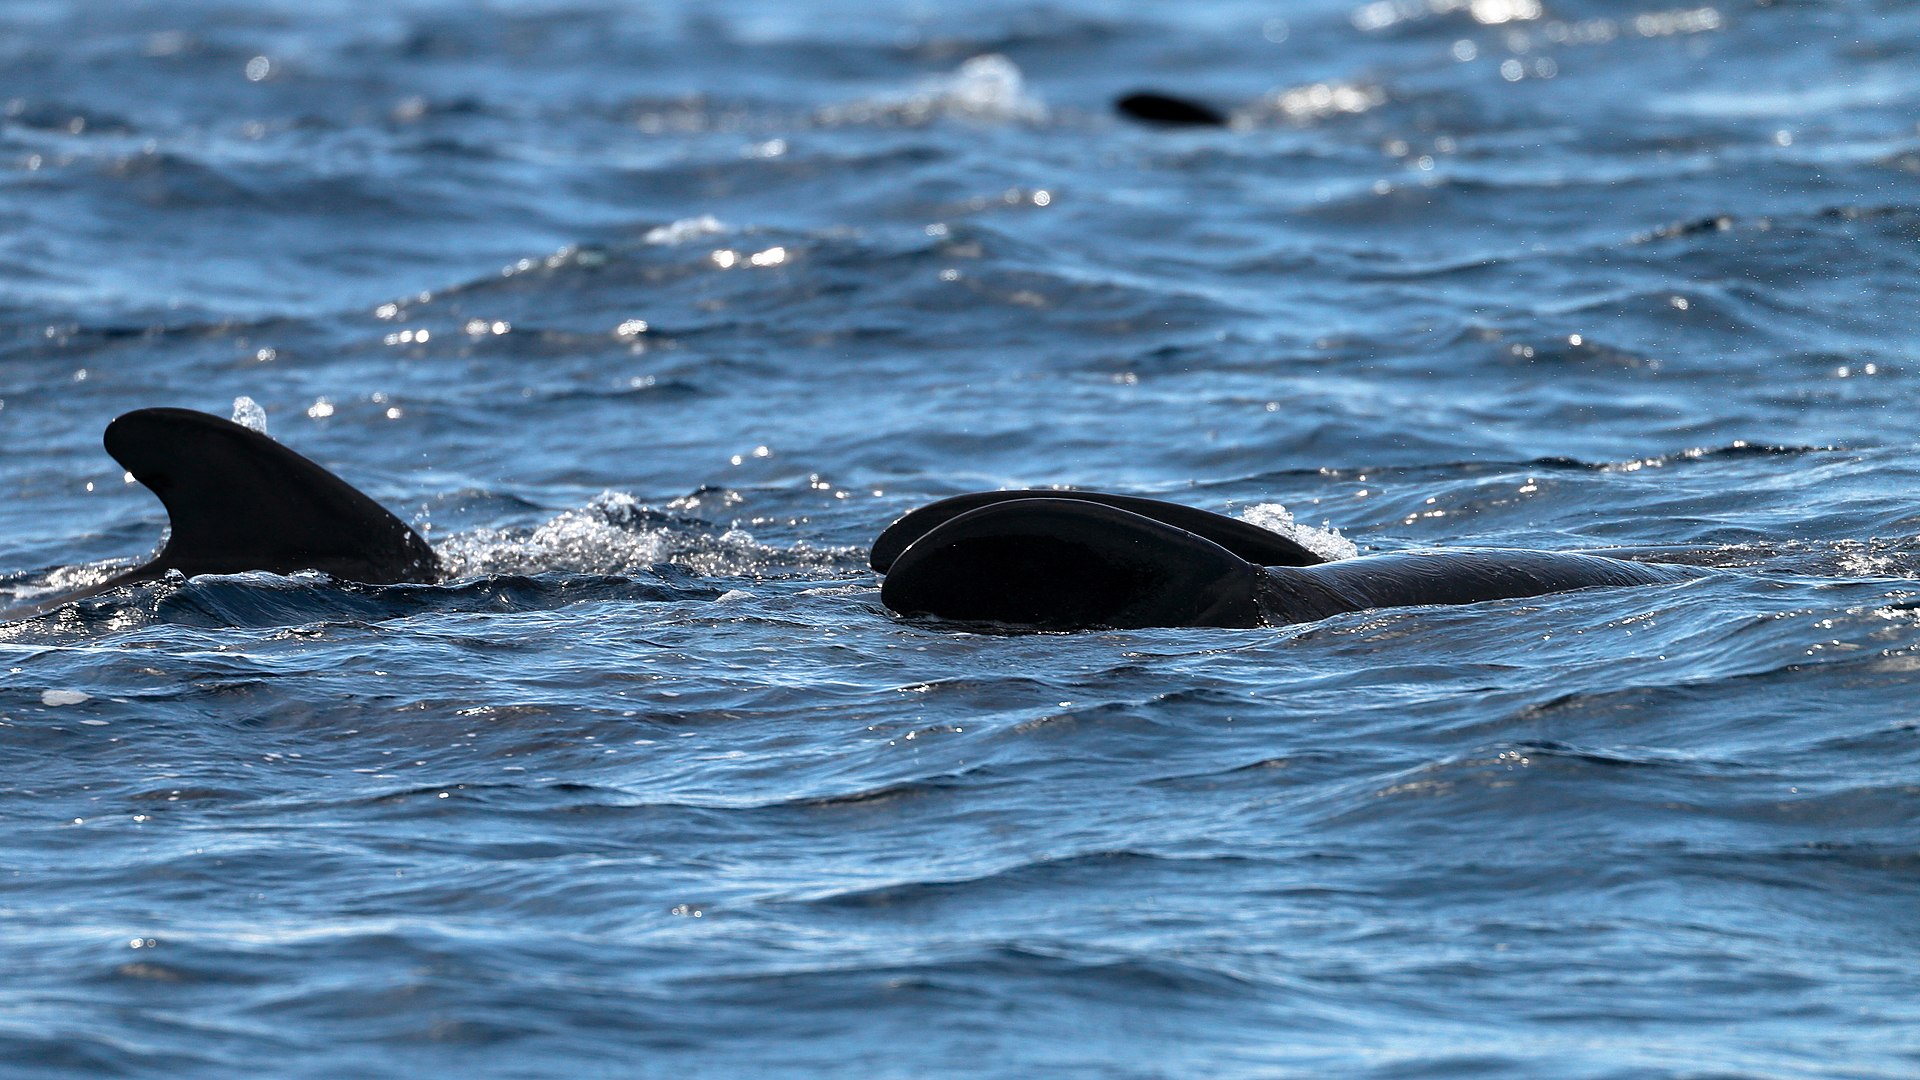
left=4, top=0, right=1920, bottom=1075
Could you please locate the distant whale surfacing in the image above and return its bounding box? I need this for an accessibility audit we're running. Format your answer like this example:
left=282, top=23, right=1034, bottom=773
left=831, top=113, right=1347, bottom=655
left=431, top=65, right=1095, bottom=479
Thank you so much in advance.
left=5, top=408, right=437, bottom=618
left=872, top=492, right=1697, bottom=631
left=1113, top=92, right=1230, bottom=127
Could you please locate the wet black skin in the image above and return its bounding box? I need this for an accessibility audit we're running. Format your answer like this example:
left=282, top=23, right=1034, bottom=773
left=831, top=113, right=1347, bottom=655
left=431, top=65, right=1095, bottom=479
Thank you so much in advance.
left=15, top=411, right=1693, bottom=633
left=97, top=408, right=438, bottom=588
left=6, top=408, right=438, bottom=617
left=870, top=489, right=1325, bottom=573
left=875, top=496, right=1696, bottom=631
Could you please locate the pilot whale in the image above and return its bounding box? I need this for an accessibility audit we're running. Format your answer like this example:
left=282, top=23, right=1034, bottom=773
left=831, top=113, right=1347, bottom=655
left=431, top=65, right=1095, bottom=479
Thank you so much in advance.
left=873, top=492, right=1697, bottom=631
left=4, top=408, right=436, bottom=618
left=12, top=410, right=1698, bottom=632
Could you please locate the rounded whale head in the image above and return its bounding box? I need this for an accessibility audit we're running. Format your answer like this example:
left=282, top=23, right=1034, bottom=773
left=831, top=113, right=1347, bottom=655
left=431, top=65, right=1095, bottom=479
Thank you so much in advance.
left=879, top=498, right=1264, bottom=631
left=869, top=489, right=1325, bottom=573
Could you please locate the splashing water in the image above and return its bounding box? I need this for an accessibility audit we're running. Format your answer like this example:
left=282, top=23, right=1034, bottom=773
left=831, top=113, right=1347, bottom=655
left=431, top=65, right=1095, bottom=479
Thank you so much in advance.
left=1241, top=503, right=1360, bottom=561
left=644, top=215, right=729, bottom=245
left=820, top=54, right=1047, bottom=125
left=432, top=492, right=673, bottom=577
left=937, top=55, right=1047, bottom=122
left=431, top=492, right=857, bottom=579
left=230, top=396, right=268, bottom=433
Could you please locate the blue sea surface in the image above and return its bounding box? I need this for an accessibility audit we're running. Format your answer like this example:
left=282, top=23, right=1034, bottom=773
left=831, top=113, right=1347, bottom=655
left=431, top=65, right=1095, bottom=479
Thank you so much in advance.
left=4, top=0, right=1920, bottom=1075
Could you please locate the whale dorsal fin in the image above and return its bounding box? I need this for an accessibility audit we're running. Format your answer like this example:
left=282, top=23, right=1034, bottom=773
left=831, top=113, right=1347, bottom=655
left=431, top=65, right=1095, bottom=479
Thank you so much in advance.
left=870, top=490, right=1324, bottom=573
left=879, top=498, right=1265, bottom=630
left=100, top=408, right=438, bottom=586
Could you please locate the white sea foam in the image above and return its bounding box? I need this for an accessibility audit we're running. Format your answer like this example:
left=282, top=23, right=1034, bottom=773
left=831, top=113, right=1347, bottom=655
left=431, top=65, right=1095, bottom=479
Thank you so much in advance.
left=935, top=55, right=1046, bottom=122
left=645, top=215, right=728, bottom=245
left=431, top=492, right=852, bottom=579
left=433, top=492, right=670, bottom=577
left=819, top=54, right=1046, bottom=126
left=1240, top=503, right=1360, bottom=561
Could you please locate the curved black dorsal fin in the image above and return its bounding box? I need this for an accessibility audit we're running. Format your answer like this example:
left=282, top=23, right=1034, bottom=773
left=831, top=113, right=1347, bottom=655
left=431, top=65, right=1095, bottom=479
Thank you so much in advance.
left=101, top=407, right=438, bottom=586
left=880, top=498, right=1265, bottom=630
left=870, top=489, right=1325, bottom=573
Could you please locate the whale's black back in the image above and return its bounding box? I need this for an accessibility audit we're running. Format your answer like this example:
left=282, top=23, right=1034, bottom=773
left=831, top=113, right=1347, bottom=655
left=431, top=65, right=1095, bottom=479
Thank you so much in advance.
left=1261, top=549, right=1695, bottom=625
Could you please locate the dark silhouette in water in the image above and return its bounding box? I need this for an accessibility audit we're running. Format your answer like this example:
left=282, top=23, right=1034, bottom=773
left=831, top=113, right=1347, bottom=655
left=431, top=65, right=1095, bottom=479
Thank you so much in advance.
left=870, top=488, right=1323, bottom=572
left=874, top=493, right=1695, bottom=631
left=102, top=408, right=438, bottom=586
left=7, top=408, right=437, bottom=617
left=15, top=412, right=1693, bottom=632
left=1114, top=92, right=1229, bottom=127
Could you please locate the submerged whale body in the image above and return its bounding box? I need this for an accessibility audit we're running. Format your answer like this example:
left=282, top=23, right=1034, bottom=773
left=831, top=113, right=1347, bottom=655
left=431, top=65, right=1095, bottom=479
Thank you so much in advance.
left=8, top=408, right=437, bottom=617
left=874, top=493, right=1696, bottom=631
